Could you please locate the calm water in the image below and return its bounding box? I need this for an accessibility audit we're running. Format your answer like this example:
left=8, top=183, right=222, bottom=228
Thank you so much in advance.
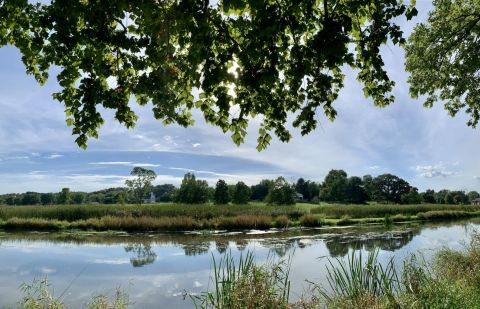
left=0, top=220, right=478, bottom=308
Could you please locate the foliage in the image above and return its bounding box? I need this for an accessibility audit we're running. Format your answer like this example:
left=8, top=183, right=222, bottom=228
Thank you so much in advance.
left=401, top=187, right=422, bottom=205
left=319, top=170, right=348, bottom=203
left=420, top=189, right=436, bottom=204
left=57, top=188, right=71, bottom=205
left=40, top=193, right=55, bottom=205
left=191, top=251, right=291, bottom=309
left=17, top=277, right=129, bottom=309
left=406, top=0, right=480, bottom=128
left=320, top=249, right=399, bottom=306
left=214, top=179, right=230, bottom=205
left=266, top=177, right=296, bottom=205
left=174, top=173, right=210, bottom=204
left=151, top=184, right=176, bottom=202
left=371, top=174, right=411, bottom=204
left=344, top=176, right=367, bottom=204
left=0, top=0, right=416, bottom=149
left=232, top=181, right=251, bottom=204
left=299, top=214, right=324, bottom=227
left=250, top=179, right=274, bottom=201
left=125, top=167, right=157, bottom=205
left=295, top=178, right=320, bottom=202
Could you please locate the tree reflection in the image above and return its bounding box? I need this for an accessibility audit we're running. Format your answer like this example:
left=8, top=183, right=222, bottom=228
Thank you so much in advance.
left=124, top=243, right=157, bottom=267
left=325, top=230, right=419, bottom=258
left=182, top=242, right=210, bottom=256
left=215, top=240, right=229, bottom=254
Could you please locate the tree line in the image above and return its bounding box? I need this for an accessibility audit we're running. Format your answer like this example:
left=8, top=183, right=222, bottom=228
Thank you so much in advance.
left=1, top=168, right=479, bottom=206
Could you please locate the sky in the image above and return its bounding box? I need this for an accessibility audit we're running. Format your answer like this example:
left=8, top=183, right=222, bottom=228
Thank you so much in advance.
left=1, top=1, right=480, bottom=194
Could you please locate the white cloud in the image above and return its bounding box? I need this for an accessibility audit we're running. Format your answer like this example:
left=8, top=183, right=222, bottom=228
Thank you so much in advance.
left=414, top=162, right=455, bottom=178
left=89, top=161, right=160, bottom=167
left=46, top=153, right=63, bottom=159
left=192, top=143, right=201, bottom=148
left=39, top=267, right=56, bottom=274
left=91, top=258, right=130, bottom=265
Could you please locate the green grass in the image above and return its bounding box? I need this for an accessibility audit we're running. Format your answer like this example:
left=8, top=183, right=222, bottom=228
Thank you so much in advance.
left=192, top=231, right=480, bottom=309
left=0, top=203, right=306, bottom=221
left=2, top=203, right=480, bottom=232
left=311, top=203, right=480, bottom=219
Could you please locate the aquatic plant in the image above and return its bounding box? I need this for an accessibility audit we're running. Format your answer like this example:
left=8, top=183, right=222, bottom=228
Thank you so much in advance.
left=191, top=251, right=291, bottom=309
left=320, top=249, right=399, bottom=306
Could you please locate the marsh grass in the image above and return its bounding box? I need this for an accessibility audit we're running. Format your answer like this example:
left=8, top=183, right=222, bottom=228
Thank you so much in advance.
left=191, top=251, right=291, bottom=309
left=417, top=210, right=480, bottom=221
left=0, top=204, right=306, bottom=222
left=17, top=277, right=129, bottom=309
left=319, top=249, right=399, bottom=307
left=299, top=214, right=324, bottom=227
left=311, top=204, right=480, bottom=219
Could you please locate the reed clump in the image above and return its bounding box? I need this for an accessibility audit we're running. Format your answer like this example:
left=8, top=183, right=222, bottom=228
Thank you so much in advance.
left=311, top=204, right=480, bottom=219
left=299, top=214, right=324, bottom=227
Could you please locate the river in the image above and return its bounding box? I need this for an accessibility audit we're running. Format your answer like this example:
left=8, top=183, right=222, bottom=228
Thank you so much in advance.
left=0, top=219, right=478, bottom=308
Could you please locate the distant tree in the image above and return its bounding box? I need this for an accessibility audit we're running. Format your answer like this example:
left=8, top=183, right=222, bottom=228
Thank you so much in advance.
left=345, top=177, right=367, bottom=204
left=372, top=174, right=411, bottom=204
left=401, top=187, right=422, bottom=204
left=151, top=184, right=176, bottom=202
left=468, top=191, right=480, bottom=203
left=57, top=188, right=71, bottom=205
left=421, top=189, right=436, bottom=204
left=266, top=177, right=295, bottom=205
left=214, top=179, right=230, bottom=205
left=21, top=192, right=40, bottom=205
left=295, top=178, right=320, bottom=202
left=362, top=175, right=375, bottom=201
left=71, top=192, right=85, bottom=205
left=232, top=182, right=251, bottom=204
left=250, top=179, right=274, bottom=201
left=174, top=173, right=209, bottom=204
left=306, top=182, right=320, bottom=202
left=40, top=193, right=55, bottom=205
left=448, top=191, right=468, bottom=204
left=295, top=178, right=308, bottom=201
left=435, top=190, right=449, bottom=204
left=5, top=195, right=18, bottom=205
left=125, top=167, right=157, bottom=205
left=319, top=170, right=348, bottom=202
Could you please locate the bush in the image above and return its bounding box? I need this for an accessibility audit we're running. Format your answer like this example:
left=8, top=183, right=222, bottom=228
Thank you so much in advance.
left=274, top=215, right=290, bottom=228
left=299, top=214, right=323, bottom=227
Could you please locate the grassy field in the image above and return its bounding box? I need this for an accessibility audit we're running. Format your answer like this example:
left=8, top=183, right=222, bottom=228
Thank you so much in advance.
left=0, top=202, right=479, bottom=231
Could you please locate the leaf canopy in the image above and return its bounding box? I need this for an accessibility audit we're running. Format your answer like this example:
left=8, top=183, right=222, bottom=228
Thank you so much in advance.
left=406, top=0, right=480, bottom=127
left=0, top=0, right=417, bottom=149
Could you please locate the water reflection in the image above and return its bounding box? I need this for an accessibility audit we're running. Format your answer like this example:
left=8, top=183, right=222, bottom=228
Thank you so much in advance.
left=324, top=230, right=418, bottom=257
left=0, top=220, right=478, bottom=309
left=124, top=243, right=157, bottom=267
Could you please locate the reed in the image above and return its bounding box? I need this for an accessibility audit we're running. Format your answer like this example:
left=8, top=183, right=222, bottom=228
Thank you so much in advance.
left=191, top=251, right=291, bottom=309
left=311, top=203, right=480, bottom=219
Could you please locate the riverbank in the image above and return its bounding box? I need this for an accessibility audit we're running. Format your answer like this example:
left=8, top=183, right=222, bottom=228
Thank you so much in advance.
left=11, top=228, right=480, bottom=308
left=1, top=203, right=480, bottom=231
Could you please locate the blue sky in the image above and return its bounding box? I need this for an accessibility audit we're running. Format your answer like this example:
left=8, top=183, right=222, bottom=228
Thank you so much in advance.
left=1, top=1, right=480, bottom=194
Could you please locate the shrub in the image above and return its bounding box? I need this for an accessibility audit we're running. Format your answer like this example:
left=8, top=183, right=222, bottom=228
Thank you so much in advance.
left=299, top=214, right=323, bottom=227
left=274, top=215, right=290, bottom=228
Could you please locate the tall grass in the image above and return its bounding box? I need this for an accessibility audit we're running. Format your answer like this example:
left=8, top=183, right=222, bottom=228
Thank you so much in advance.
left=191, top=251, right=291, bottom=309
left=0, top=204, right=306, bottom=222
left=17, top=277, right=129, bottom=309
left=320, top=249, right=399, bottom=307
left=311, top=203, right=480, bottom=219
